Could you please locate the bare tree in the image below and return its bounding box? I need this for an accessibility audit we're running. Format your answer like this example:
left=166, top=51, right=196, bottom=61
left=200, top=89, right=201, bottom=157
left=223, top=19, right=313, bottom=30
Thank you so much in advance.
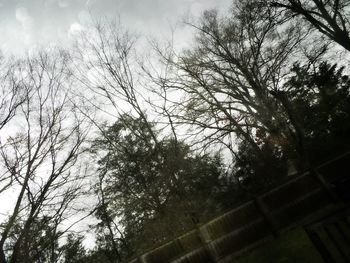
left=271, top=0, right=350, bottom=51
left=150, top=0, right=311, bottom=168
left=0, top=50, right=92, bottom=263
left=73, top=19, right=159, bottom=146
left=0, top=58, right=26, bottom=132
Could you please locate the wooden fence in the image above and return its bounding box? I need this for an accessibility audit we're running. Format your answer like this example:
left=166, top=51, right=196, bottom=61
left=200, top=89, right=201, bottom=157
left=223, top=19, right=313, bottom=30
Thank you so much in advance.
left=305, top=208, right=350, bottom=262
left=128, top=153, right=349, bottom=263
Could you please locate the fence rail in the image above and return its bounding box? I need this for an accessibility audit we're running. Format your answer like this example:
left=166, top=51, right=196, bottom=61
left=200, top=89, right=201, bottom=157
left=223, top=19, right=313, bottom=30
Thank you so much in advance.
left=305, top=208, right=350, bottom=263
left=128, top=151, right=350, bottom=263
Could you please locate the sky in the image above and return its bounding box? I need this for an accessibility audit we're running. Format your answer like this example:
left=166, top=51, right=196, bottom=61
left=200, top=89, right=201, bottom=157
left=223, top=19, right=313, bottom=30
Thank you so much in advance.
left=0, top=0, right=232, bottom=54
left=0, top=0, right=233, bottom=248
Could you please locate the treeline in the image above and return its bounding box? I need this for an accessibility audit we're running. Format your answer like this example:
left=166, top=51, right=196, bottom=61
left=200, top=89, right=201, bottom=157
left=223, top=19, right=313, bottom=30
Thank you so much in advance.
left=0, top=0, right=349, bottom=262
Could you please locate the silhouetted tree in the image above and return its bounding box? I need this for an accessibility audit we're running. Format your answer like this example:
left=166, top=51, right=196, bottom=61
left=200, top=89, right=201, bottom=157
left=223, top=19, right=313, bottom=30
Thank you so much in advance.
left=0, top=51, right=92, bottom=263
left=271, top=0, right=350, bottom=51
left=91, top=115, right=231, bottom=260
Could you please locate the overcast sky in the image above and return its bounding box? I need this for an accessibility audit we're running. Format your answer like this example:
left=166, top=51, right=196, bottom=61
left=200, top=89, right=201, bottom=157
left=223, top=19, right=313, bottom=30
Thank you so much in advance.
left=0, top=0, right=232, bottom=54
left=0, top=0, right=233, bottom=247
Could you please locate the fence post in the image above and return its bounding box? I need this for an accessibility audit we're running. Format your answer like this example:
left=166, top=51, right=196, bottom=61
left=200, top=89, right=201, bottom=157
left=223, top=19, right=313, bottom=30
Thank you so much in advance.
left=196, top=225, right=217, bottom=263
left=310, top=168, right=343, bottom=204
left=254, top=196, right=280, bottom=237
left=174, top=238, right=189, bottom=263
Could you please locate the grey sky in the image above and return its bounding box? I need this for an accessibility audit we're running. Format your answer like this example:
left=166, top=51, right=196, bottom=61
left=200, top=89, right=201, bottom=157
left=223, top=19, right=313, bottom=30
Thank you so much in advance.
left=0, top=0, right=232, bottom=232
left=0, top=0, right=233, bottom=250
left=0, top=0, right=232, bottom=54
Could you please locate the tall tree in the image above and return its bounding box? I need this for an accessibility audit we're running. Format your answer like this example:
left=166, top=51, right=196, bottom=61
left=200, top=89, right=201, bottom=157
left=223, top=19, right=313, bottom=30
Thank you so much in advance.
left=0, top=51, right=91, bottom=263
left=283, top=61, right=350, bottom=162
left=153, top=0, right=311, bottom=173
left=61, top=234, right=87, bottom=263
left=0, top=58, right=26, bottom=131
left=73, top=19, right=158, bottom=145
left=91, top=115, right=231, bottom=259
left=271, top=0, right=350, bottom=51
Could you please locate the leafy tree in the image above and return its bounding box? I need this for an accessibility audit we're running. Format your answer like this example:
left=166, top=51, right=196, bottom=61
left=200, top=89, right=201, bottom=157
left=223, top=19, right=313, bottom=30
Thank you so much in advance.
left=60, top=234, right=87, bottom=263
left=284, top=61, right=350, bottom=163
left=233, top=61, right=350, bottom=190
left=233, top=134, right=288, bottom=195
left=4, top=217, right=61, bottom=263
left=92, top=115, right=232, bottom=259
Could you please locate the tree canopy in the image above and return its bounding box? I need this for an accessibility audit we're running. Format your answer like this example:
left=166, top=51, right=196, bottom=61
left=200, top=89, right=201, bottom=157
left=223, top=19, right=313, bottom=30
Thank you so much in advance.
left=0, top=0, right=349, bottom=262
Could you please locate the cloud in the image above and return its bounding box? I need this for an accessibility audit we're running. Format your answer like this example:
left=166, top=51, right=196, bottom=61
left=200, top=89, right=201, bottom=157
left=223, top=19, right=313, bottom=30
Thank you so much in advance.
left=78, top=10, right=91, bottom=24
left=58, top=0, right=70, bottom=8
left=68, top=22, right=84, bottom=36
left=15, top=7, right=33, bottom=27
left=0, top=0, right=231, bottom=55
left=85, top=0, right=98, bottom=8
left=14, top=7, right=35, bottom=44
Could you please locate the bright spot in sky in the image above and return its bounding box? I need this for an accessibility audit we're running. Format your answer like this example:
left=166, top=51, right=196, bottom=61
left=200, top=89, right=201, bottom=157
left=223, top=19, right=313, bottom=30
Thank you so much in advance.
left=69, top=22, right=84, bottom=35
